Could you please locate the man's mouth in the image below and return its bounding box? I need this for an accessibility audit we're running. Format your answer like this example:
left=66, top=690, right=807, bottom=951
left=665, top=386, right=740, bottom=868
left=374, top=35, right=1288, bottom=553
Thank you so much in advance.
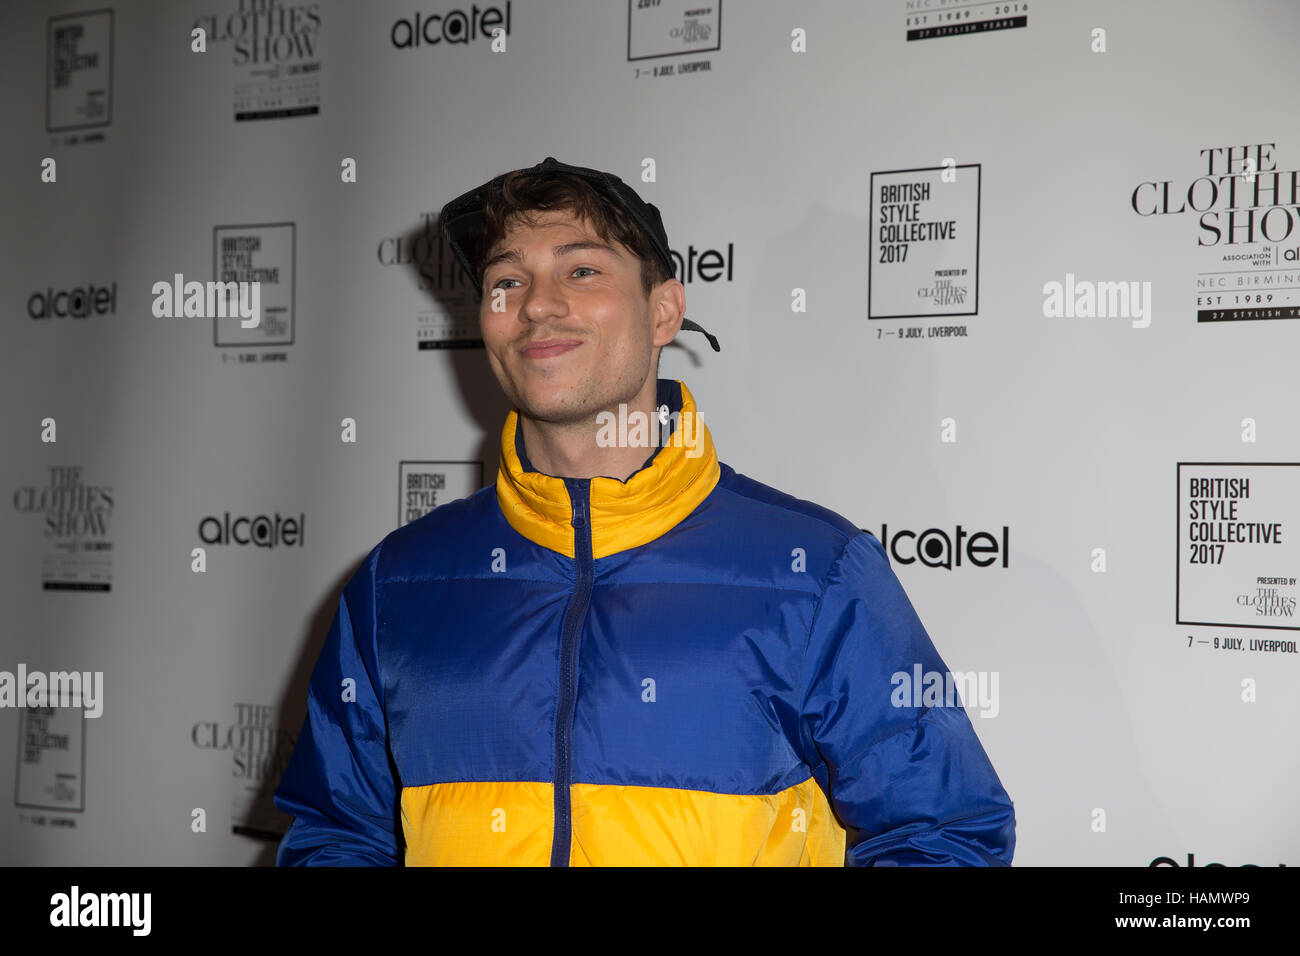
left=519, top=338, right=582, bottom=359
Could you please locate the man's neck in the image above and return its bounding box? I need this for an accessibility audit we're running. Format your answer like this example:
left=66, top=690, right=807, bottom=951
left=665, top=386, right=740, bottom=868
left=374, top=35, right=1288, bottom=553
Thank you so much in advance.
left=519, top=383, right=660, bottom=482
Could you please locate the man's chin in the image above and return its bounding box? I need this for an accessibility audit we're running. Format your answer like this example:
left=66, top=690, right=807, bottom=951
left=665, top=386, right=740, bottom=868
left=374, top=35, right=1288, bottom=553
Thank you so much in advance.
left=513, top=388, right=600, bottom=427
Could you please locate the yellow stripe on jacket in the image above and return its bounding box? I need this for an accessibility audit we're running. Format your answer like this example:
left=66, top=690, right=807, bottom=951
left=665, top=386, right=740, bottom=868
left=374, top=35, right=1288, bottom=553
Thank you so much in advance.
left=401, top=779, right=846, bottom=866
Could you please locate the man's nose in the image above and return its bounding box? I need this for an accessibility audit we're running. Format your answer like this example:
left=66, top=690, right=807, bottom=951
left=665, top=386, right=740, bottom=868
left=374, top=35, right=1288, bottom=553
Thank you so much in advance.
left=520, top=270, right=568, bottom=322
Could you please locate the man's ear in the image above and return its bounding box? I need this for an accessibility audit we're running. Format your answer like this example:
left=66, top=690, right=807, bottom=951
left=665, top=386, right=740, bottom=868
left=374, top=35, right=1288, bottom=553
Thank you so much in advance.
left=650, top=278, right=686, bottom=347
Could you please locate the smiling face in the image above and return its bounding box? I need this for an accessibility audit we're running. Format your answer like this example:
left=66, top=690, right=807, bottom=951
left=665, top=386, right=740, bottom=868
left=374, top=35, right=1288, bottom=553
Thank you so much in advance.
left=479, top=209, right=684, bottom=427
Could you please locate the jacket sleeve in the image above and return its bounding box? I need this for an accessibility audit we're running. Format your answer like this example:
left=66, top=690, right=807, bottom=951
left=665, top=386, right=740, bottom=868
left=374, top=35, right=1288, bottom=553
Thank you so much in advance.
left=272, top=543, right=402, bottom=865
left=797, top=532, right=1015, bottom=866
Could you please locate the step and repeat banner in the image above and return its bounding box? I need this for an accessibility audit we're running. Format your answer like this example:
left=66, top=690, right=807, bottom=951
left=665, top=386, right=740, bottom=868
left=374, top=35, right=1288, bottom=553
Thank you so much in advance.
left=1, top=0, right=1297, bottom=866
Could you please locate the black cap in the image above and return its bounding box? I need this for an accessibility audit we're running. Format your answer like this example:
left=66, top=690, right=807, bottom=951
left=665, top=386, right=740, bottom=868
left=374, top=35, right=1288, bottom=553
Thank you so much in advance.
left=438, top=157, right=720, bottom=352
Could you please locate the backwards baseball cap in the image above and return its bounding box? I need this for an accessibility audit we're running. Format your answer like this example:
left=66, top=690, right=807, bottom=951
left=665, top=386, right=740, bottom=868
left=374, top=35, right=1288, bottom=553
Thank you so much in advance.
left=438, top=156, right=720, bottom=352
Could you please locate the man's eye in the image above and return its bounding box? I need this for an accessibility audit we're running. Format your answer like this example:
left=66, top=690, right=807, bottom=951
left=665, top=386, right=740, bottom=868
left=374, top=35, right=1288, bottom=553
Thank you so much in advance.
left=490, top=268, right=595, bottom=289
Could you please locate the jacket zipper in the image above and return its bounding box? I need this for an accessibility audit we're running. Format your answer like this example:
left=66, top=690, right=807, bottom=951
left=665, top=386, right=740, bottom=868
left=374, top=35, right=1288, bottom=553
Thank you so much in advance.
left=550, top=477, right=593, bottom=866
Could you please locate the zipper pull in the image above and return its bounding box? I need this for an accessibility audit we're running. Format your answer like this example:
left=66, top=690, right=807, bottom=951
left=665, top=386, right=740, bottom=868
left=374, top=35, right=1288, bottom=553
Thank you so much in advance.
left=569, top=479, right=588, bottom=530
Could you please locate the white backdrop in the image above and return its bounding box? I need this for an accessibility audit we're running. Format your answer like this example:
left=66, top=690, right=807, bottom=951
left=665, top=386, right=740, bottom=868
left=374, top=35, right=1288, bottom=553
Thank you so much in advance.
left=2, top=0, right=1298, bottom=866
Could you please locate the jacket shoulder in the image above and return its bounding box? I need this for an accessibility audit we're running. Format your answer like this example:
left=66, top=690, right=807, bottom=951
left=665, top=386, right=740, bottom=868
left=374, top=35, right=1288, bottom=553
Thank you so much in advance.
left=711, top=462, right=873, bottom=566
left=372, top=483, right=503, bottom=579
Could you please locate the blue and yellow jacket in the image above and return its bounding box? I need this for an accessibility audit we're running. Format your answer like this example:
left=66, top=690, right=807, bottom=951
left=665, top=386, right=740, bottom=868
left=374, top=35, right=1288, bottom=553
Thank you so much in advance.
left=273, top=379, right=1015, bottom=865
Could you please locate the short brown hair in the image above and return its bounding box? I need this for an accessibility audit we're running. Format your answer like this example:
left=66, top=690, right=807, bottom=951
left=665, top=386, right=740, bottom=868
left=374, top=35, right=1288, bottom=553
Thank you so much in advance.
left=475, top=170, right=674, bottom=299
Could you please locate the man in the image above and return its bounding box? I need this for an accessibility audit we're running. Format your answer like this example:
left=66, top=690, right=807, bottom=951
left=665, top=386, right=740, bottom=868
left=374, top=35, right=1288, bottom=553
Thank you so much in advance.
left=272, top=157, right=1016, bottom=866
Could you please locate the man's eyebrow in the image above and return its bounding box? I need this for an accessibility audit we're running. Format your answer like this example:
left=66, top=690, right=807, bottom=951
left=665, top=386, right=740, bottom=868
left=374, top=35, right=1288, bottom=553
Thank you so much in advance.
left=482, top=240, right=622, bottom=273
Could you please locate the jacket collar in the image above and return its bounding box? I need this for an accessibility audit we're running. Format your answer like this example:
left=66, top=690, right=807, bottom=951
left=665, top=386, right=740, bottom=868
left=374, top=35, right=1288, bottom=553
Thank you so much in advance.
left=496, top=379, right=720, bottom=559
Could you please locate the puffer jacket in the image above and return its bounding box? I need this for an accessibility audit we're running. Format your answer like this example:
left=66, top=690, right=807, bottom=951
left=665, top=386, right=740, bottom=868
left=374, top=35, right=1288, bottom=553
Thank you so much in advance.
left=273, top=378, right=1016, bottom=865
